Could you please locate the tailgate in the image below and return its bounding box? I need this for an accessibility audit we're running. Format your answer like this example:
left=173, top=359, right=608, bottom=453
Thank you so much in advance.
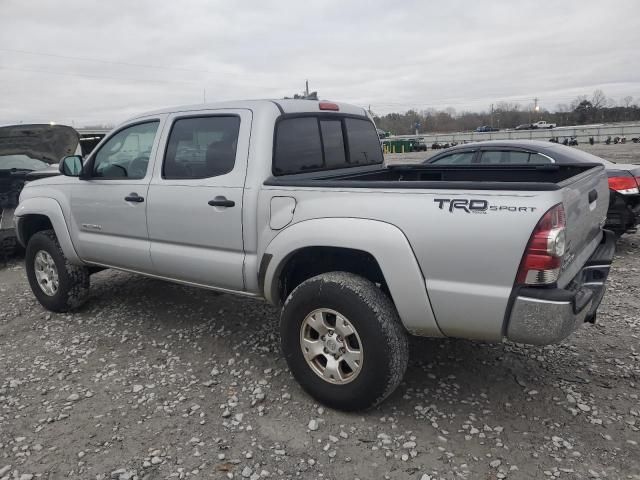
left=557, top=165, right=609, bottom=287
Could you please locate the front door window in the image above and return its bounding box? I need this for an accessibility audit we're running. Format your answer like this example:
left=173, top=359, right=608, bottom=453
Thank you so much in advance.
left=92, top=121, right=160, bottom=179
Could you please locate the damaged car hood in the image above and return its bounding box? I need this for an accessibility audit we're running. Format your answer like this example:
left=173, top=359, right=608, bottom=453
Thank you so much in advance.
left=0, top=124, right=79, bottom=164
left=1, top=124, right=79, bottom=211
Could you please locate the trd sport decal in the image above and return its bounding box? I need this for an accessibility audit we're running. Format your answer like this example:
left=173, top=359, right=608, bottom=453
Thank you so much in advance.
left=434, top=198, right=537, bottom=213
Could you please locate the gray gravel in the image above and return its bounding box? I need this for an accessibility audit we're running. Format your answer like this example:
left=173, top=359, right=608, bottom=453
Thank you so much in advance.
left=1, top=235, right=640, bottom=478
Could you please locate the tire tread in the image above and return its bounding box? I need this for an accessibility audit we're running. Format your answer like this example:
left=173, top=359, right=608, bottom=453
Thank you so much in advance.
left=282, top=271, right=409, bottom=410
left=26, top=229, right=89, bottom=312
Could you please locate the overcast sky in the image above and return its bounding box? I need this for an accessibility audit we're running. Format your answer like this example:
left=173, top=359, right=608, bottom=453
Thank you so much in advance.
left=1, top=0, right=639, bottom=126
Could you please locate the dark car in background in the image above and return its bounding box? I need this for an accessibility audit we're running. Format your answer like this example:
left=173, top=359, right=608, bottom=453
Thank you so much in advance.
left=0, top=124, right=79, bottom=254
left=423, top=140, right=640, bottom=237
left=475, top=125, right=499, bottom=132
left=411, top=137, right=428, bottom=151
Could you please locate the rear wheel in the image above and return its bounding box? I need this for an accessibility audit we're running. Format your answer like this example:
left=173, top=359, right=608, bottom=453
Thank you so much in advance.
left=280, top=271, right=409, bottom=410
left=25, top=230, right=90, bottom=312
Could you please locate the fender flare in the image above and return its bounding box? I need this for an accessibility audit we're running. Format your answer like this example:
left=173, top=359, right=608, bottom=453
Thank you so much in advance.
left=15, top=197, right=82, bottom=265
left=262, top=218, right=443, bottom=337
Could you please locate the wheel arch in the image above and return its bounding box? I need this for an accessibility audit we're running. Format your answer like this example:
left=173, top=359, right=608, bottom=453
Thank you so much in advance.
left=15, top=197, right=82, bottom=264
left=273, top=245, right=388, bottom=305
left=262, top=217, right=443, bottom=337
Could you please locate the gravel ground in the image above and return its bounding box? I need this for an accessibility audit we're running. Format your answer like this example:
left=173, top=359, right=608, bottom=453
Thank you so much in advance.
left=1, top=234, right=639, bottom=480
left=1, top=142, right=639, bottom=480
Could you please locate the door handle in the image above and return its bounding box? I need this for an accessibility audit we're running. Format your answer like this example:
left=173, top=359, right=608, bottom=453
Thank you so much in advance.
left=208, top=197, right=235, bottom=208
left=588, top=189, right=598, bottom=203
left=124, top=193, right=144, bottom=203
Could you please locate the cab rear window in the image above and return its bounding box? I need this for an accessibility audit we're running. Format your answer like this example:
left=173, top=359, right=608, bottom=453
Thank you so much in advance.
left=273, top=116, right=383, bottom=176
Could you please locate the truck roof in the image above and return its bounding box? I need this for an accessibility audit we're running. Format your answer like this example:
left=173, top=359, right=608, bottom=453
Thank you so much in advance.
left=131, top=99, right=369, bottom=120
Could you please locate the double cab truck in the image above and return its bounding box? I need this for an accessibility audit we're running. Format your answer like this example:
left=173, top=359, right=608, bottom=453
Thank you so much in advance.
left=15, top=99, right=615, bottom=410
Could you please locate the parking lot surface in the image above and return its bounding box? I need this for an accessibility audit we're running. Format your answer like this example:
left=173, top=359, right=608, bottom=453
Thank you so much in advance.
left=1, top=235, right=639, bottom=480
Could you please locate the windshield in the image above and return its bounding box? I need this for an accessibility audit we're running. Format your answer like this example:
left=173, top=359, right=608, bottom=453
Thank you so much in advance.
left=0, top=154, right=50, bottom=171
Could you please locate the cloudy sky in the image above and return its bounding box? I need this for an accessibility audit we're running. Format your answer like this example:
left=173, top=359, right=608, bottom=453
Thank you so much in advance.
left=1, top=0, right=639, bottom=126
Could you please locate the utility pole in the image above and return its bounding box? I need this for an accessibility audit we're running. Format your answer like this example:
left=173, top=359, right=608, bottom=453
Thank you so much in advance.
left=305, top=80, right=309, bottom=97
left=490, top=104, right=494, bottom=127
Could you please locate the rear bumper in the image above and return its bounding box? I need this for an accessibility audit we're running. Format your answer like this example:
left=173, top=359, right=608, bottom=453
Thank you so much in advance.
left=506, top=230, right=616, bottom=345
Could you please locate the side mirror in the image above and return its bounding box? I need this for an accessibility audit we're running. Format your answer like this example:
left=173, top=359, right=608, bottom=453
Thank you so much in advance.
left=59, top=155, right=83, bottom=177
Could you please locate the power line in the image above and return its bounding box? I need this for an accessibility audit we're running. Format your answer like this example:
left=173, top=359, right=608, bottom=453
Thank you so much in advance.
left=0, top=47, right=236, bottom=76
left=371, top=95, right=577, bottom=108
left=0, top=65, right=200, bottom=86
left=368, top=86, right=640, bottom=111
left=368, top=97, right=576, bottom=112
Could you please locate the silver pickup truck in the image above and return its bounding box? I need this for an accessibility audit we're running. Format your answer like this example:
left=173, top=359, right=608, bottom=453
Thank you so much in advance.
left=15, top=99, right=615, bottom=410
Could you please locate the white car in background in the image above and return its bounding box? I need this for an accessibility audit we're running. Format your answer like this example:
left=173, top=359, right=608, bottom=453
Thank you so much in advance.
left=532, top=120, right=557, bottom=129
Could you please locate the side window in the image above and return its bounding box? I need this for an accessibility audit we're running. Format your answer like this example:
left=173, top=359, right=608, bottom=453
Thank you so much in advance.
left=273, top=117, right=323, bottom=175
left=431, top=152, right=474, bottom=165
left=479, top=150, right=530, bottom=164
left=163, top=116, right=240, bottom=179
left=479, top=150, right=552, bottom=164
left=92, top=121, right=159, bottom=179
left=344, top=118, right=384, bottom=165
left=528, top=153, right=552, bottom=164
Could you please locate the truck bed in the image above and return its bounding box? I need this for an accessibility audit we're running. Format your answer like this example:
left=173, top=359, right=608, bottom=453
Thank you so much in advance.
left=264, top=163, right=603, bottom=191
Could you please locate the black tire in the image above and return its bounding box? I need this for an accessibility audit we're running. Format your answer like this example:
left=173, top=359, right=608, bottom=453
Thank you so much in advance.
left=25, top=230, right=90, bottom=312
left=1, top=233, right=19, bottom=258
left=280, top=271, right=409, bottom=411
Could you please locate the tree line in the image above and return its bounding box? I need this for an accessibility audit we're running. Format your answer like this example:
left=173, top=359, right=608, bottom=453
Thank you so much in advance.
left=372, top=90, right=640, bottom=135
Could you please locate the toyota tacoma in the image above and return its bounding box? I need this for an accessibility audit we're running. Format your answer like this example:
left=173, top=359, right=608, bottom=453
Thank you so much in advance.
left=15, top=100, right=615, bottom=410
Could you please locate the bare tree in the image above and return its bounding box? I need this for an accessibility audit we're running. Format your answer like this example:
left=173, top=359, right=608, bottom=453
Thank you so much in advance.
left=570, top=95, right=588, bottom=111
left=496, top=101, right=521, bottom=112
left=373, top=91, right=640, bottom=134
left=591, top=89, right=608, bottom=109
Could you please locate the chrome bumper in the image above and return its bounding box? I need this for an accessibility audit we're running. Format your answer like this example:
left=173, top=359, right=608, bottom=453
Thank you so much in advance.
left=506, top=230, right=616, bottom=345
left=507, top=294, right=591, bottom=345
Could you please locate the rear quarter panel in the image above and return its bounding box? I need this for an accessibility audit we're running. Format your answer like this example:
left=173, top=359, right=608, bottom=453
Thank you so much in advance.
left=259, top=185, right=564, bottom=341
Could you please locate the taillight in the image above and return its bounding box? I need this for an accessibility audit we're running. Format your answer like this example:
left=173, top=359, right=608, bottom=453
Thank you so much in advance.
left=319, top=101, right=339, bottom=111
left=608, top=175, right=639, bottom=194
left=516, top=204, right=566, bottom=285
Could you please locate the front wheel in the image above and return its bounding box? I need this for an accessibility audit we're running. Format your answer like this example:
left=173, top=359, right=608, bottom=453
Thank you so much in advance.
left=280, top=271, right=409, bottom=411
left=25, top=230, right=90, bottom=312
